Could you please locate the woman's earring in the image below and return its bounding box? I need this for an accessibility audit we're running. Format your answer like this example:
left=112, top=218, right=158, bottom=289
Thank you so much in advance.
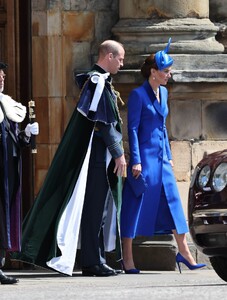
left=153, top=77, right=156, bottom=80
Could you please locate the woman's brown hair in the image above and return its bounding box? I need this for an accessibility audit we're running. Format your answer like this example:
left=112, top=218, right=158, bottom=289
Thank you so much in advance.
left=141, top=54, right=158, bottom=79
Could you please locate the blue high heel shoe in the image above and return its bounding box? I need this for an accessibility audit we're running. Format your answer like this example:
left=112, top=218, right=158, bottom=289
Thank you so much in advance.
left=176, top=253, right=206, bottom=273
left=121, top=261, right=140, bottom=274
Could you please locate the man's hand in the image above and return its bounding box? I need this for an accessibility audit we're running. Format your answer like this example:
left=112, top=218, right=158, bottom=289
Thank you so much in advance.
left=114, top=154, right=127, bottom=177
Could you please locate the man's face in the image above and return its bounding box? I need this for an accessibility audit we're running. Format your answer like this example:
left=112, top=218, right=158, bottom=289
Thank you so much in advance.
left=0, top=70, right=6, bottom=92
left=108, top=47, right=125, bottom=75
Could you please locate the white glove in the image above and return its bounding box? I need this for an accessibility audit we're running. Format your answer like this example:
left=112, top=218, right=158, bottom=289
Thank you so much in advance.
left=25, top=122, right=39, bottom=137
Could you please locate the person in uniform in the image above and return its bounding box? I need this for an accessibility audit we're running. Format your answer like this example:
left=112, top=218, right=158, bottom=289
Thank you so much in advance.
left=0, top=62, right=39, bottom=284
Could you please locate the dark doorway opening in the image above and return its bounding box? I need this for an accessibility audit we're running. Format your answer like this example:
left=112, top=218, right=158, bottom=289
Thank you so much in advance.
left=19, top=0, right=34, bottom=217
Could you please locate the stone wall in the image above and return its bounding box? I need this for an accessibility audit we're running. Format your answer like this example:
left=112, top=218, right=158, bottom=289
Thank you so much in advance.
left=29, top=0, right=227, bottom=271
left=32, top=0, right=119, bottom=193
left=112, top=0, right=227, bottom=221
left=169, top=80, right=227, bottom=217
left=31, top=0, right=227, bottom=218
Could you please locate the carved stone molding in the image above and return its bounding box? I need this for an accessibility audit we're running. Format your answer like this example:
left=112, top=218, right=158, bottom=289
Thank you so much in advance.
left=113, top=0, right=224, bottom=66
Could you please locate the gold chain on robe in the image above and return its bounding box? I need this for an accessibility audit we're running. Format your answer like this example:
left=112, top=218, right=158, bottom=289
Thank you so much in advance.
left=109, top=82, right=125, bottom=124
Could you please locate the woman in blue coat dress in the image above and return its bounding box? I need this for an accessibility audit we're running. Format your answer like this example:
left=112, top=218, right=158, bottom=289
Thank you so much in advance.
left=120, top=39, right=206, bottom=274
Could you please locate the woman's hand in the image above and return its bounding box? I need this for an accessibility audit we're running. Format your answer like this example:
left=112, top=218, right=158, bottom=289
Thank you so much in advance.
left=132, top=164, right=142, bottom=179
left=169, top=160, right=174, bottom=168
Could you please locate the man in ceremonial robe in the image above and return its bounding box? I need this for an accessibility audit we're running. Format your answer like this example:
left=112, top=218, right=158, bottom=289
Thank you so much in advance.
left=14, top=40, right=126, bottom=277
left=0, top=62, right=39, bottom=284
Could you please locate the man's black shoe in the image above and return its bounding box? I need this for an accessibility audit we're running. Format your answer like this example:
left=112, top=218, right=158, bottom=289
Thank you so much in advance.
left=0, top=272, right=18, bottom=284
left=114, top=268, right=123, bottom=274
left=82, top=264, right=118, bottom=277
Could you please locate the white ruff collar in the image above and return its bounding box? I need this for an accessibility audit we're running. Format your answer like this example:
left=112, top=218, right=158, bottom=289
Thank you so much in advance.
left=0, top=93, right=27, bottom=123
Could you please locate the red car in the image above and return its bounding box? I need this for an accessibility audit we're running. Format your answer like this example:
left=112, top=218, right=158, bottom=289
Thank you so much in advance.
left=188, top=149, right=227, bottom=281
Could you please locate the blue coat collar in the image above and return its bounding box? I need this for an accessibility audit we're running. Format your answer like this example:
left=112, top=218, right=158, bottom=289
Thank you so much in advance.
left=142, top=80, right=166, bottom=117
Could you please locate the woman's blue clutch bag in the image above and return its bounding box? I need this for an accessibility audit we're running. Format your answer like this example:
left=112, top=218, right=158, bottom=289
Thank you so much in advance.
left=127, top=170, right=148, bottom=198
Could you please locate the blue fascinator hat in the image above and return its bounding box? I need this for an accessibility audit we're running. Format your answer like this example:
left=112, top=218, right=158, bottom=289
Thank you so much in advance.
left=154, top=38, right=173, bottom=70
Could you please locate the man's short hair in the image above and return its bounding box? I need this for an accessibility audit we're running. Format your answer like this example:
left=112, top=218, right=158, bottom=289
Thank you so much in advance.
left=98, top=40, right=124, bottom=58
left=0, top=62, right=8, bottom=70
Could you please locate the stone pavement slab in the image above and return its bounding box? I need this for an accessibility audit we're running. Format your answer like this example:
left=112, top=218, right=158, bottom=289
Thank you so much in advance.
left=1, top=269, right=226, bottom=300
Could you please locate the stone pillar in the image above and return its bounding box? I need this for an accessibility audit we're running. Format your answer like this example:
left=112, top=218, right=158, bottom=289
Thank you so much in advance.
left=113, top=0, right=224, bottom=68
